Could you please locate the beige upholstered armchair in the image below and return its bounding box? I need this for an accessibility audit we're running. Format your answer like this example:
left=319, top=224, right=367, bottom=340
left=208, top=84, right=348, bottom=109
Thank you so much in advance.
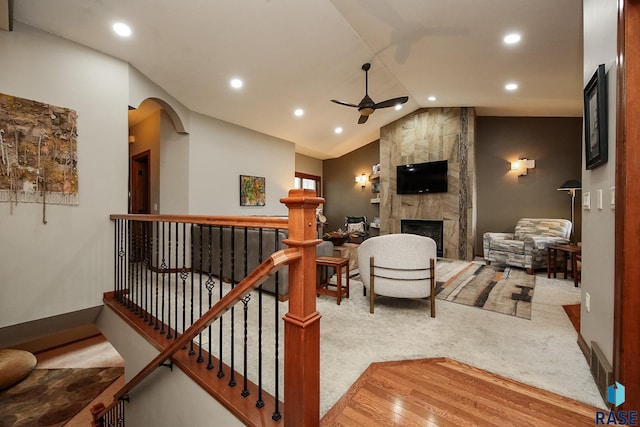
left=358, top=234, right=437, bottom=315
left=483, top=218, right=572, bottom=274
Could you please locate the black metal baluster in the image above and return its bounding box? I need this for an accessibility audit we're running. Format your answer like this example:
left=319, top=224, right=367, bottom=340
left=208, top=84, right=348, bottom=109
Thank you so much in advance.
left=180, top=222, right=188, bottom=347
left=189, top=224, right=196, bottom=356
left=196, top=226, right=205, bottom=363
left=160, top=222, right=167, bottom=335
left=206, top=224, right=215, bottom=369
left=127, top=220, right=133, bottom=310
left=229, top=226, right=237, bottom=388
left=166, top=223, right=173, bottom=339
left=256, top=228, right=265, bottom=409
left=217, top=225, right=225, bottom=379
left=153, top=221, right=160, bottom=329
left=206, top=273, right=215, bottom=370
left=173, top=222, right=179, bottom=340
left=115, top=220, right=123, bottom=301
left=272, top=228, right=282, bottom=421
left=174, top=222, right=180, bottom=340
left=133, top=221, right=140, bottom=315
left=143, top=223, right=150, bottom=322
left=241, top=294, right=251, bottom=397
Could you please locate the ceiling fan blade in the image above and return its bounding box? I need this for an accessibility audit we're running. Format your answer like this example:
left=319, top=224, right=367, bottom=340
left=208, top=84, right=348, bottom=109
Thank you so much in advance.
left=331, top=99, right=359, bottom=108
left=374, top=96, right=409, bottom=109
left=358, top=114, right=369, bottom=124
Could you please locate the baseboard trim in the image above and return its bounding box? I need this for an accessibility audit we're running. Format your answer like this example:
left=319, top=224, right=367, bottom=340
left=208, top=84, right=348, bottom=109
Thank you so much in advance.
left=577, top=332, right=590, bottom=362
left=0, top=307, right=103, bottom=353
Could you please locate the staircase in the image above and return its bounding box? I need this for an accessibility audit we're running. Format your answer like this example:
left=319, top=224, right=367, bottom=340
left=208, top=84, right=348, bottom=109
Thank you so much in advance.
left=92, top=189, right=323, bottom=426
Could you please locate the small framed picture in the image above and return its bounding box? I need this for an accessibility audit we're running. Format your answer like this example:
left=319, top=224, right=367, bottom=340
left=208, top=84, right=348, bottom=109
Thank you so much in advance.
left=239, top=175, right=266, bottom=206
left=584, top=64, right=608, bottom=170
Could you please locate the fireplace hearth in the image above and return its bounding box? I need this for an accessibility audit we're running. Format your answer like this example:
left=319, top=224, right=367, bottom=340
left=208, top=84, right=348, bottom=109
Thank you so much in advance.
left=401, top=219, right=444, bottom=257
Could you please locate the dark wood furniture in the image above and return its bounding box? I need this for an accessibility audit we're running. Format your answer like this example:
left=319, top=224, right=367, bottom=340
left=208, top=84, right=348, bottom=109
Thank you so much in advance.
left=547, top=244, right=582, bottom=287
left=316, top=256, right=350, bottom=305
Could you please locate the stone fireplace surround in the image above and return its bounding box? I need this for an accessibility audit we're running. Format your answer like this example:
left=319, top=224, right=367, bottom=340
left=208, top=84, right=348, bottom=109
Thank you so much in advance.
left=379, top=107, right=476, bottom=261
left=401, top=219, right=444, bottom=257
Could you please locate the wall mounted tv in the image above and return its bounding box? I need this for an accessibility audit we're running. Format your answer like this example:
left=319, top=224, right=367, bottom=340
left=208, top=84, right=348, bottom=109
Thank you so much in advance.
left=396, top=160, right=448, bottom=194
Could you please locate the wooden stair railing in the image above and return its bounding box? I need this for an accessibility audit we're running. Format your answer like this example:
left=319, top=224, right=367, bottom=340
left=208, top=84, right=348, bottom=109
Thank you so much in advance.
left=98, top=189, right=323, bottom=426
left=93, top=247, right=301, bottom=423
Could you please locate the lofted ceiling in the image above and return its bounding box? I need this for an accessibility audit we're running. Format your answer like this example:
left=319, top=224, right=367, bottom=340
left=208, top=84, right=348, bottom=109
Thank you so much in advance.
left=10, top=0, right=583, bottom=159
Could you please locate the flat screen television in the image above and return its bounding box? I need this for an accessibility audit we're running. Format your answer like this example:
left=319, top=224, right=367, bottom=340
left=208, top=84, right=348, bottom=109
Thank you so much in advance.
left=396, top=160, right=448, bottom=194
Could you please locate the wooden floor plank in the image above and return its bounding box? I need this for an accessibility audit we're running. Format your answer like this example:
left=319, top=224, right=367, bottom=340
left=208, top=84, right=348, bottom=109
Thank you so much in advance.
left=321, top=358, right=602, bottom=427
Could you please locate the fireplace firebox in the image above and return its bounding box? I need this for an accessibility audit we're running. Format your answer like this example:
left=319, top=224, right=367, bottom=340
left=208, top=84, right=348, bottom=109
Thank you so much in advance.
left=401, top=219, right=444, bottom=257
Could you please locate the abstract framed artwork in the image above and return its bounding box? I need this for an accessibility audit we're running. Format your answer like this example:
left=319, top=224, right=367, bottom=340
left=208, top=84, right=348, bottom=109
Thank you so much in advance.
left=239, top=175, right=266, bottom=206
left=0, top=92, right=79, bottom=205
left=583, top=64, right=608, bottom=170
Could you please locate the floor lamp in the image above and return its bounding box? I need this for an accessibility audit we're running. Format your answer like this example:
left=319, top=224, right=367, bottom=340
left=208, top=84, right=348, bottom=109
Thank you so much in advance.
left=557, top=179, right=582, bottom=243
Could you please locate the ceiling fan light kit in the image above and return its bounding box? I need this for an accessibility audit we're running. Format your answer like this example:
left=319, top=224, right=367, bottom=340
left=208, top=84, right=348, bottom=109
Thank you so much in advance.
left=331, top=63, right=409, bottom=124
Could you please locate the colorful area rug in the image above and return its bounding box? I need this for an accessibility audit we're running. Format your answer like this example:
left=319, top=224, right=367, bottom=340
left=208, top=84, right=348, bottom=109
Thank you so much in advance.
left=0, top=367, right=123, bottom=426
left=435, top=260, right=535, bottom=319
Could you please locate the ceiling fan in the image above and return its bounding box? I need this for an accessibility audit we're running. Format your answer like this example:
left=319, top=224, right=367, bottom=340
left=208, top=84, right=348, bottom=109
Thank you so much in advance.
left=331, top=63, right=409, bottom=124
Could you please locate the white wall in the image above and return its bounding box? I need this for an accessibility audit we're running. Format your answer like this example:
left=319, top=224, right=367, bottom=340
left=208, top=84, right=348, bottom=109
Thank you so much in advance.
left=581, top=0, right=617, bottom=361
left=295, top=153, right=323, bottom=177
left=97, top=308, right=243, bottom=426
left=0, top=23, right=129, bottom=327
left=159, top=110, right=190, bottom=214
left=188, top=112, right=295, bottom=216
left=0, top=22, right=298, bottom=332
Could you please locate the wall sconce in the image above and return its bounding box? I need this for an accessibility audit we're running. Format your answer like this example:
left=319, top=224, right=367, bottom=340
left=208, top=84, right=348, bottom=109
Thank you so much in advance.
left=511, top=158, right=535, bottom=176
left=128, top=135, right=136, bottom=144
left=355, top=173, right=367, bottom=188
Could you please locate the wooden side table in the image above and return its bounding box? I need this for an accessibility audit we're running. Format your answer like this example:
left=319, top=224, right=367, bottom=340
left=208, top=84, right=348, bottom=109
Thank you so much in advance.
left=316, top=256, right=349, bottom=305
left=547, top=244, right=582, bottom=287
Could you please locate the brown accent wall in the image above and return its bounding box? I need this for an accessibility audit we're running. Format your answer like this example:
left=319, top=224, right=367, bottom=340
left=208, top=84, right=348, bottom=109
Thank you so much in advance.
left=476, top=117, right=583, bottom=255
left=322, top=141, right=380, bottom=236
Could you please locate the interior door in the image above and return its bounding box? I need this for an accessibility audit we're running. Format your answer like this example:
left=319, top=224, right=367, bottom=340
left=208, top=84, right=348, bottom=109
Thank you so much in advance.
left=130, top=150, right=150, bottom=214
left=130, top=151, right=151, bottom=262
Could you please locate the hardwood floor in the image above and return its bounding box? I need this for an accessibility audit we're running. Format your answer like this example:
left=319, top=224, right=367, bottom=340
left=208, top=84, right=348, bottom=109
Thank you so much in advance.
left=321, top=358, right=602, bottom=427
left=563, top=303, right=581, bottom=333
left=41, top=332, right=601, bottom=426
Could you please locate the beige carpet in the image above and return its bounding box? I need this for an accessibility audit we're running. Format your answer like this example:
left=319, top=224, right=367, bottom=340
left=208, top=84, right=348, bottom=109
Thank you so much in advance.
left=317, top=267, right=604, bottom=416
left=117, top=267, right=606, bottom=418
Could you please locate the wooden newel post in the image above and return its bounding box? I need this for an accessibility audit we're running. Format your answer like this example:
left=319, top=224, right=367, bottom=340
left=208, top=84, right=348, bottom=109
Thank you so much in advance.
left=280, top=189, right=324, bottom=426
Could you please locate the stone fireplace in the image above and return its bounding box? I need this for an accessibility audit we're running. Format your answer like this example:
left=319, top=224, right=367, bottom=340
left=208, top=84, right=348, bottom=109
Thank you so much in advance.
left=401, top=219, right=444, bottom=257
left=379, top=107, right=476, bottom=261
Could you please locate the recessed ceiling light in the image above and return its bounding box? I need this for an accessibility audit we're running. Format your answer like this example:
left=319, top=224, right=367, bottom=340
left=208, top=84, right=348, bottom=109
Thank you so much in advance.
left=334, top=127, right=343, bottom=134
left=394, top=104, right=403, bottom=111
left=428, top=96, right=437, bottom=102
left=504, top=33, right=521, bottom=44
left=113, top=22, right=132, bottom=37
left=505, top=82, right=519, bottom=91
left=230, top=78, right=243, bottom=89
left=294, top=108, right=304, bottom=117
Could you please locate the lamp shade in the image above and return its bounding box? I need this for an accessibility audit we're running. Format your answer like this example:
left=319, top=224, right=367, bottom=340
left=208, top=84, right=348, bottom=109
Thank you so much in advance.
left=557, top=179, right=581, bottom=191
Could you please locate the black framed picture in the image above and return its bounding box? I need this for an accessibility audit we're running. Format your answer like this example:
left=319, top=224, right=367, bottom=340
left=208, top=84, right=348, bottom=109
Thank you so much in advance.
left=584, top=64, right=608, bottom=170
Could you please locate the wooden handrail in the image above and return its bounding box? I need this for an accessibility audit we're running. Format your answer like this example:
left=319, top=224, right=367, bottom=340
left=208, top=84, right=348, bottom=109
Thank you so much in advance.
left=93, top=247, right=301, bottom=422
left=109, top=213, right=289, bottom=229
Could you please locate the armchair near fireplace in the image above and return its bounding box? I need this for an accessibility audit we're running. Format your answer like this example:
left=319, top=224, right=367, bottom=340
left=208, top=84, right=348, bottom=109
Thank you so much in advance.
left=483, top=218, right=572, bottom=274
left=345, top=216, right=369, bottom=243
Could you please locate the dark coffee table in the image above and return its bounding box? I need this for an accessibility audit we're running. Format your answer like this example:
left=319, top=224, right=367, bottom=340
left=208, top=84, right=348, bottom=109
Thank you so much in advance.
left=547, top=244, right=582, bottom=287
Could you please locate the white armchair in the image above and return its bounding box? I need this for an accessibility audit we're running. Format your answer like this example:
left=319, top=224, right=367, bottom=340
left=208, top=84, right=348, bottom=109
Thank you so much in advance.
left=357, top=234, right=437, bottom=315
